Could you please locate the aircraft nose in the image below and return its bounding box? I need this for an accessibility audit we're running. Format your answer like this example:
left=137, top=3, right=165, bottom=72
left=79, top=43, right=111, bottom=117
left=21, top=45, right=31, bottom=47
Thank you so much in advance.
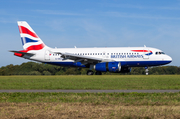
left=166, top=55, right=172, bottom=63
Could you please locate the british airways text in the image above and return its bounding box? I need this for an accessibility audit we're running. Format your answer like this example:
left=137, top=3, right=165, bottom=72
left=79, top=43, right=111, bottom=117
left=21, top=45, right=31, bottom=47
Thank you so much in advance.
left=111, top=55, right=143, bottom=58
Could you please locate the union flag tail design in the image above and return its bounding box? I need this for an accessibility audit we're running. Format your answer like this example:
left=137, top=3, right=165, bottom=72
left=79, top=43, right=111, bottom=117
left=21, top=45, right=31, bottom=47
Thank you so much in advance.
left=17, top=21, right=45, bottom=51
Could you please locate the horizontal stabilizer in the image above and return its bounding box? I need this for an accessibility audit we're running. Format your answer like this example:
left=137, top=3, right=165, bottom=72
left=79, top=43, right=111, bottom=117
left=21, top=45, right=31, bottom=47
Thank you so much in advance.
left=9, top=50, right=35, bottom=56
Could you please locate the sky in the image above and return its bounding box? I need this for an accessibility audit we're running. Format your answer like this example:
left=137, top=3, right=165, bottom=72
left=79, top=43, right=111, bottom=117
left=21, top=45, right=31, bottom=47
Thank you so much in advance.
left=0, top=0, right=180, bottom=67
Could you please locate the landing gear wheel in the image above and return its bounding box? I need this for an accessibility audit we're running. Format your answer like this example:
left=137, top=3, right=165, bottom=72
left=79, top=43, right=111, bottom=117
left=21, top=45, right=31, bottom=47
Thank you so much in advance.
left=145, top=67, right=149, bottom=75
left=87, top=70, right=94, bottom=75
left=95, top=71, right=102, bottom=75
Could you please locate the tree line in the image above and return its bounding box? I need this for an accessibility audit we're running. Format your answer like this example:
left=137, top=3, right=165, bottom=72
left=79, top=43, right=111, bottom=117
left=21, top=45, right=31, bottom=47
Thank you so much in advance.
left=0, top=62, right=179, bottom=75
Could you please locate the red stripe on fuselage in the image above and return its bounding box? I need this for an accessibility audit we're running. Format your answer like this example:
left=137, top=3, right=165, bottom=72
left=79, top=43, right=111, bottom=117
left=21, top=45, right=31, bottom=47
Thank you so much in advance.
left=131, top=50, right=152, bottom=52
left=18, top=26, right=38, bottom=38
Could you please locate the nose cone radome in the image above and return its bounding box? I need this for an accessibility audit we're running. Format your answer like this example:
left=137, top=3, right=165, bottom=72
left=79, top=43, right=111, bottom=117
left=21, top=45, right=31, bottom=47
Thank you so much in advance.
left=168, top=55, right=172, bottom=61
left=166, top=55, right=172, bottom=63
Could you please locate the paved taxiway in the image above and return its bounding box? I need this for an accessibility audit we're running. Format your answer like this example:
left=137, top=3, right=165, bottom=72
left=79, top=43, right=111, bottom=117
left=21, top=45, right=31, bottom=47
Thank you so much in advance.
left=0, top=90, right=180, bottom=93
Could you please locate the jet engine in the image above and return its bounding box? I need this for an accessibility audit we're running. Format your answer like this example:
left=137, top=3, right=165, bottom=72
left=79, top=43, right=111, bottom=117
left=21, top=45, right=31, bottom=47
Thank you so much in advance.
left=95, top=62, right=131, bottom=73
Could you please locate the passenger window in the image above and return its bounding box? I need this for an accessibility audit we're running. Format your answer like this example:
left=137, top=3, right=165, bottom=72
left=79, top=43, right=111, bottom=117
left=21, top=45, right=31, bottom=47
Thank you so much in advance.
left=107, top=53, right=109, bottom=55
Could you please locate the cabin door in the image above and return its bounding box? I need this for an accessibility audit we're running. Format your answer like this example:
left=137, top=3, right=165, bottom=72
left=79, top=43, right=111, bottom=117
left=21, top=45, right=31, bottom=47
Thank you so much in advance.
left=143, top=48, right=149, bottom=59
left=45, top=50, right=50, bottom=60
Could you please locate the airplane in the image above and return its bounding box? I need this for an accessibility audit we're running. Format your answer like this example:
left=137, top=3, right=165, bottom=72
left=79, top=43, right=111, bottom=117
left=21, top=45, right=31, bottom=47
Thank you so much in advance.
left=10, top=21, right=172, bottom=75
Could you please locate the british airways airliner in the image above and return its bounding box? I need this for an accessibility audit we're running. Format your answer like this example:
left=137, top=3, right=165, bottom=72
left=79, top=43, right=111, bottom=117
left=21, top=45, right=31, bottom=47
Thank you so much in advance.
left=10, top=21, right=172, bottom=75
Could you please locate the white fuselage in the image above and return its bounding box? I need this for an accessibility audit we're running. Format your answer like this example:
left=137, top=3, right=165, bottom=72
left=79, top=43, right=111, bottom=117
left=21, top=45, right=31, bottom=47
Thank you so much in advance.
left=27, top=46, right=172, bottom=67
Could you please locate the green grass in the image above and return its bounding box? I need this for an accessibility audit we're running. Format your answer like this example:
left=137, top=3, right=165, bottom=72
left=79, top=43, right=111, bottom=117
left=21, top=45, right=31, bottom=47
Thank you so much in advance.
left=1, top=92, right=180, bottom=106
left=1, top=75, right=180, bottom=119
left=0, top=75, right=180, bottom=89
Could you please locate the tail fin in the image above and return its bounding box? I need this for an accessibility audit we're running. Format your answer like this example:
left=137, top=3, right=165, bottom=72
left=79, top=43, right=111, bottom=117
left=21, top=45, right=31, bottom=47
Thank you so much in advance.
left=17, top=21, right=45, bottom=51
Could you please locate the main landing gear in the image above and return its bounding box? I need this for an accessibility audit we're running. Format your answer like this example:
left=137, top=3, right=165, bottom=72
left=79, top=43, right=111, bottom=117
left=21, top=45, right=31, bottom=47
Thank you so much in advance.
left=95, top=71, right=102, bottom=75
left=86, top=70, right=102, bottom=75
left=87, top=70, right=94, bottom=75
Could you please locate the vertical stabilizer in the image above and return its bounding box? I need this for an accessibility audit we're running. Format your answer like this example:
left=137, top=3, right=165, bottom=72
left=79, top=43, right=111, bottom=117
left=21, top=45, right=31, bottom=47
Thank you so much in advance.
left=17, top=21, right=45, bottom=51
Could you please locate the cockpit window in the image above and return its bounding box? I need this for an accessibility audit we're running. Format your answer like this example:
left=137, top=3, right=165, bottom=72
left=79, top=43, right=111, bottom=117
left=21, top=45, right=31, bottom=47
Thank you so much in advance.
left=155, top=52, right=165, bottom=55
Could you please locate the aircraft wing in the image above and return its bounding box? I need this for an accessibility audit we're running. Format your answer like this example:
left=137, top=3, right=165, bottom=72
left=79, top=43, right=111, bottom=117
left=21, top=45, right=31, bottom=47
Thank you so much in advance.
left=54, top=52, right=112, bottom=65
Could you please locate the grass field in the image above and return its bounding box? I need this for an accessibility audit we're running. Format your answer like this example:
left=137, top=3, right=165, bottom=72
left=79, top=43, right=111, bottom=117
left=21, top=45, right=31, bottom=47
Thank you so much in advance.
left=1, top=92, right=180, bottom=118
left=0, top=75, right=180, bottom=89
left=1, top=92, right=180, bottom=105
left=1, top=75, right=180, bottom=118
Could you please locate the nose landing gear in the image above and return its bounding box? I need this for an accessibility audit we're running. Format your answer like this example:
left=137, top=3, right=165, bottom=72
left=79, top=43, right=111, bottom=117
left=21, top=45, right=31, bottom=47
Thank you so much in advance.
left=145, top=67, right=148, bottom=75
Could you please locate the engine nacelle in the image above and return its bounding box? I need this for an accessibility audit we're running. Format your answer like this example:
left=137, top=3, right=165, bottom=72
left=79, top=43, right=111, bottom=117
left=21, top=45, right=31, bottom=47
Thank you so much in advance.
left=95, top=62, right=131, bottom=73
left=95, top=62, right=121, bottom=72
